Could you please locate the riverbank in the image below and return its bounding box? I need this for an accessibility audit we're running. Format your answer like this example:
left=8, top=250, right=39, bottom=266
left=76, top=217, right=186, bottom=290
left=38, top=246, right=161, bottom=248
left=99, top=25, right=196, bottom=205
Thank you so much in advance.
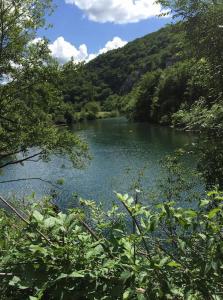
left=55, top=110, right=120, bottom=125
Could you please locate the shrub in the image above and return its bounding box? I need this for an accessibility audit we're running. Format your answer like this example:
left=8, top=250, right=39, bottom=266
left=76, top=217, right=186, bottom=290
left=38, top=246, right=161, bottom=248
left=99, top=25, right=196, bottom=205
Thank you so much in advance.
left=172, top=99, right=223, bottom=132
left=0, top=190, right=223, bottom=299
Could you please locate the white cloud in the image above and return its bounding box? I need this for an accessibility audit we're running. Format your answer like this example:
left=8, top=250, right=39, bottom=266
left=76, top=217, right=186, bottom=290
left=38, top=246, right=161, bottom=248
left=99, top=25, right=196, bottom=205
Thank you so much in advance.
left=49, top=36, right=127, bottom=64
left=49, top=37, right=89, bottom=64
left=98, top=37, right=127, bottom=55
left=65, top=0, right=166, bottom=24
left=1, top=36, right=127, bottom=84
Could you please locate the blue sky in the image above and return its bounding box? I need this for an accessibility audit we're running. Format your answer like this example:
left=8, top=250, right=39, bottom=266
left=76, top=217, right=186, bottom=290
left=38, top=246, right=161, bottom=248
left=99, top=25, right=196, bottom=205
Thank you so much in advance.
left=38, top=0, right=171, bottom=63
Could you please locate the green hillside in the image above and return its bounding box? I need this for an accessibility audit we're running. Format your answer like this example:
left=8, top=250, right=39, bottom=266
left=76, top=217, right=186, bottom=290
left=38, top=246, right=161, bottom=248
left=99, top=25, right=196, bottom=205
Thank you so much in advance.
left=85, top=25, right=183, bottom=96
left=60, top=25, right=184, bottom=114
left=61, top=17, right=223, bottom=132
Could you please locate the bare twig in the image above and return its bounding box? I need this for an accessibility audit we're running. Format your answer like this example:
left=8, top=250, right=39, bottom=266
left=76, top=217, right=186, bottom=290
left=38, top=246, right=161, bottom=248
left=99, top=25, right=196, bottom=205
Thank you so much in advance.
left=0, top=177, right=62, bottom=190
left=0, top=194, right=52, bottom=245
left=119, top=199, right=151, bottom=257
left=0, top=151, right=43, bottom=169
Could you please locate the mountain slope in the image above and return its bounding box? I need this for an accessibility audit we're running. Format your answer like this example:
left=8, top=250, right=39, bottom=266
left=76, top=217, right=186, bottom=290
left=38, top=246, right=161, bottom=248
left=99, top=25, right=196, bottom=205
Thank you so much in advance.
left=86, top=25, right=183, bottom=96
left=61, top=24, right=184, bottom=109
left=61, top=23, right=222, bottom=132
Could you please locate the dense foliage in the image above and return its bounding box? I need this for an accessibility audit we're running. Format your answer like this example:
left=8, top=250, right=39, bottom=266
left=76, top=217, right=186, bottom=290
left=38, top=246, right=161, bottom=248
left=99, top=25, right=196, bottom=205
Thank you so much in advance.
left=0, top=0, right=87, bottom=170
left=60, top=25, right=184, bottom=115
left=121, top=58, right=217, bottom=125
left=153, top=0, right=223, bottom=130
left=0, top=190, right=223, bottom=300
left=60, top=1, right=223, bottom=132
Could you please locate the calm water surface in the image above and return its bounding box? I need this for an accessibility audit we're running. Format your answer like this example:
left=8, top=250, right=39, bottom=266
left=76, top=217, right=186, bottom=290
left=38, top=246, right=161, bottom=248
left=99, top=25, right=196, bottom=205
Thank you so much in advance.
left=0, top=118, right=196, bottom=209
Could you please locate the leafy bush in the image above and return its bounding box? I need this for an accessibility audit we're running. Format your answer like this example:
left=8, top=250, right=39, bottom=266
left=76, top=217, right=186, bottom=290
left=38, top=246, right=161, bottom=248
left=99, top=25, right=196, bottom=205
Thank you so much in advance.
left=0, top=190, right=223, bottom=299
left=84, top=102, right=101, bottom=120
left=172, top=99, right=223, bottom=132
left=84, top=102, right=101, bottom=115
left=121, top=58, right=218, bottom=127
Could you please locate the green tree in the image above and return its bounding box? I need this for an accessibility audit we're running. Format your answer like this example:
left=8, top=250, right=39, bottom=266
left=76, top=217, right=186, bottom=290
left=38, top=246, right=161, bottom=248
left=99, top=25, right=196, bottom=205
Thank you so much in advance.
left=0, top=0, right=87, bottom=170
left=83, top=101, right=100, bottom=120
left=157, top=0, right=223, bottom=86
left=152, top=60, right=194, bottom=123
left=124, top=70, right=161, bottom=121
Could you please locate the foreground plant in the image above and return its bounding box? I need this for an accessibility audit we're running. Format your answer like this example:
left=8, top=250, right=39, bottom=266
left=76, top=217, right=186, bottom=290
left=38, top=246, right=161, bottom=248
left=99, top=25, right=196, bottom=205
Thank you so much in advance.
left=0, top=189, right=223, bottom=300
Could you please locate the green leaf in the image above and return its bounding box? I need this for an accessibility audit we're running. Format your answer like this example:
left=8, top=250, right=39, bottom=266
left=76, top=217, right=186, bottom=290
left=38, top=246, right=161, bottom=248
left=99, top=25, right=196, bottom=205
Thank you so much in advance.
left=70, top=271, right=85, bottom=278
left=9, top=276, right=20, bottom=286
left=185, top=210, right=197, bottom=218
left=33, top=210, right=44, bottom=222
left=29, top=245, right=48, bottom=256
left=178, top=239, right=186, bottom=252
left=200, top=199, right=210, bottom=207
left=208, top=208, right=221, bottom=219
left=137, top=294, right=146, bottom=300
left=56, top=273, right=68, bottom=281
left=167, top=261, right=182, bottom=268
left=120, top=271, right=132, bottom=282
left=158, top=257, right=169, bottom=268
left=198, top=233, right=206, bottom=240
left=9, top=276, right=28, bottom=290
left=207, top=191, right=219, bottom=197
left=44, top=217, right=57, bottom=228
left=215, top=196, right=223, bottom=201
left=123, top=290, right=131, bottom=299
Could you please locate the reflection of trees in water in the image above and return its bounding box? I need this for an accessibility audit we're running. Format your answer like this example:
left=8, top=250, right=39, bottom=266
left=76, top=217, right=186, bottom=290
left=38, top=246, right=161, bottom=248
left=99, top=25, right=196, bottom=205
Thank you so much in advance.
left=194, top=134, right=223, bottom=190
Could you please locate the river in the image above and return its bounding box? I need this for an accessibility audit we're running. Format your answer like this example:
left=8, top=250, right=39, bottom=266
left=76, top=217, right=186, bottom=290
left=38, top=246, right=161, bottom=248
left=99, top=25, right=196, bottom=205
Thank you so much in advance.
left=0, top=117, right=197, bottom=209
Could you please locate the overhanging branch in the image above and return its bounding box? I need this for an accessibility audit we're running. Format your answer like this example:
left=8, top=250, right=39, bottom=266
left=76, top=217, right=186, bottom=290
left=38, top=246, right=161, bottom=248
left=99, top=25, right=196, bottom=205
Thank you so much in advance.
left=0, top=151, right=43, bottom=169
left=0, top=177, right=62, bottom=190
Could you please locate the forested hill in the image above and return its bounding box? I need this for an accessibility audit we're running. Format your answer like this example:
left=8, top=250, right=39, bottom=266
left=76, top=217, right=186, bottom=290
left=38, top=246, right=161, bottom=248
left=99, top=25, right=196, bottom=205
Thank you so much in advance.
left=61, top=24, right=184, bottom=116
left=85, top=25, right=182, bottom=96
left=61, top=18, right=223, bottom=132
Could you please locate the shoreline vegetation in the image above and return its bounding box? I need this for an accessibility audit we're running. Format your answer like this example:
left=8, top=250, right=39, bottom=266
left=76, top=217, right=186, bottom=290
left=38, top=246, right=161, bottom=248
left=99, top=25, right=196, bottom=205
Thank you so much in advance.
left=55, top=109, right=120, bottom=125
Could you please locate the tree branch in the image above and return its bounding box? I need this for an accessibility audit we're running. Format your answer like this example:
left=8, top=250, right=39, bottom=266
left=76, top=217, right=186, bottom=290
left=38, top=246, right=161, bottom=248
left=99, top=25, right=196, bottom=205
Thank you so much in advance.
left=0, top=150, right=22, bottom=160
left=0, top=194, right=52, bottom=245
left=0, top=177, right=62, bottom=190
left=0, top=151, right=43, bottom=169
